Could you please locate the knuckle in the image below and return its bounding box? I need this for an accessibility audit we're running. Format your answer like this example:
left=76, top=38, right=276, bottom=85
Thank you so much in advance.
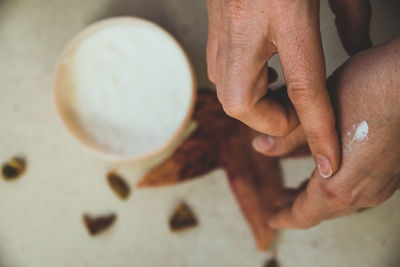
left=318, top=182, right=356, bottom=209
left=304, top=127, right=326, bottom=140
left=335, top=193, right=356, bottom=209
left=287, top=82, right=318, bottom=107
left=311, top=180, right=334, bottom=199
left=221, top=95, right=250, bottom=119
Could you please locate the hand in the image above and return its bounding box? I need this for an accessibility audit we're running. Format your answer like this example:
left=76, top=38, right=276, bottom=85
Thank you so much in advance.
left=207, top=0, right=372, bottom=178
left=261, top=37, right=400, bottom=229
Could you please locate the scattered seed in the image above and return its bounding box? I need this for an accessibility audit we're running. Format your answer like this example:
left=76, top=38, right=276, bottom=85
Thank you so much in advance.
left=83, top=213, right=117, bottom=236
left=107, top=171, right=130, bottom=200
left=264, top=258, right=279, bottom=267
left=1, top=157, right=26, bottom=180
left=169, top=202, right=198, bottom=232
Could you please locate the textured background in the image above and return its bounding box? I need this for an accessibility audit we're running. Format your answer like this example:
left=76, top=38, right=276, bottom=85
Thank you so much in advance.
left=0, top=1, right=399, bottom=266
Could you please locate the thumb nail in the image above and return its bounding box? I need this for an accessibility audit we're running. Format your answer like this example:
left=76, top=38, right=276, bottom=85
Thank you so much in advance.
left=253, top=135, right=276, bottom=152
left=316, top=155, right=333, bottom=178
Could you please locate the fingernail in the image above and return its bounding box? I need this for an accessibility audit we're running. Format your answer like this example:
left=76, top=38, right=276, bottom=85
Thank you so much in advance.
left=316, top=155, right=333, bottom=178
left=253, top=135, right=276, bottom=152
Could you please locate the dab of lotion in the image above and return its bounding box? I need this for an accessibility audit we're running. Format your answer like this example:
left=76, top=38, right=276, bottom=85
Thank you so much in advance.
left=353, top=120, right=369, bottom=141
left=345, top=120, right=369, bottom=152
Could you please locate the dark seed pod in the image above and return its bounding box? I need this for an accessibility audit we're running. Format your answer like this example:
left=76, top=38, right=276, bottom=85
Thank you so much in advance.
left=83, top=213, right=117, bottom=236
left=107, top=171, right=130, bottom=200
left=169, top=202, right=198, bottom=232
left=2, top=157, right=26, bottom=180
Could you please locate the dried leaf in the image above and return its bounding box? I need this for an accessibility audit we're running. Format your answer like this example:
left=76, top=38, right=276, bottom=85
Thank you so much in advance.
left=138, top=88, right=283, bottom=250
left=220, top=127, right=282, bottom=250
left=107, top=172, right=130, bottom=200
left=83, top=213, right=116, bottom=236
left=169, top=202, right=198, bottom=232
left=1, top=157, right=26, bottom=180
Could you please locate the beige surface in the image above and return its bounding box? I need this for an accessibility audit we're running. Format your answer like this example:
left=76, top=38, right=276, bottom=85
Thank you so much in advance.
left=0, top=1, right=399, bottom=267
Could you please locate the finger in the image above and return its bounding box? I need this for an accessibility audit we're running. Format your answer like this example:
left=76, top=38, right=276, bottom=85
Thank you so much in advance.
left=329, top=0, right=372, bottom=56
left=252, top=125, right=306, bottom=157
left=206, top=0, right=219, bottom=84
left=277, top=3, right=340, bottom=178
left=269, top=172, right=334, bottom=229
left=218, top=43, right=299, bottom=136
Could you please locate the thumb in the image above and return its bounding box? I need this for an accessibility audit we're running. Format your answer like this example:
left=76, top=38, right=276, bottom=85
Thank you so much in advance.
left=252, top=126, right=307, bottom=157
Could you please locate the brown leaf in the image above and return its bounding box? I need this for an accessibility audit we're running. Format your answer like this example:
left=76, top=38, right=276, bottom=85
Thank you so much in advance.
left=220, top=128, right=282, bottom=250
left=169, top=202, right=198, bottom=232
left=83, top=213, right=117, bottom=236
left=1, top=157, right=26, bottom=180
left=107, top=171, right=131, bottom=200
left=137, top=136, right=220, bottom=187
left=138, top=88, right=283, bottom=250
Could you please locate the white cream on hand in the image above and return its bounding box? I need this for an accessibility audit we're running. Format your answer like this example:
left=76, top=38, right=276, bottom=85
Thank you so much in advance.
left=353, top=120, right=369, bottom=141
left=344, top=120, right=369, bottom=152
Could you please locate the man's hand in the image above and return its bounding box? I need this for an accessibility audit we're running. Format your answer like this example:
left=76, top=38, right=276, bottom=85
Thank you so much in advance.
left=260, top=37, right=400, bottom=229
left=207, top=0, right=372, bottom=178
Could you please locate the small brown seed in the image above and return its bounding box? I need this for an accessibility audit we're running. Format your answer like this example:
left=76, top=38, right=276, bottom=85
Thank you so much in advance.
left=107, top=171, right=130, bottom=200
left=169, top=202, right=198, bottom=232
left=1, top=157, right=26, bottom=180
left=83, top=213, right=117, bottom=236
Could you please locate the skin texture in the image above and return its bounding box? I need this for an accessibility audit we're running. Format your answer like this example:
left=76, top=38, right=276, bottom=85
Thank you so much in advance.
left=253, top=0, right=373, bottom=158
left=207, top=0, right=373, bottom=178
left=261, top=37, right=400, bottom=229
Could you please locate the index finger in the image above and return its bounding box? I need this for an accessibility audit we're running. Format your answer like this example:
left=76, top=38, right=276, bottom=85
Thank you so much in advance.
left=277, top=7, right=340, bottom=178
